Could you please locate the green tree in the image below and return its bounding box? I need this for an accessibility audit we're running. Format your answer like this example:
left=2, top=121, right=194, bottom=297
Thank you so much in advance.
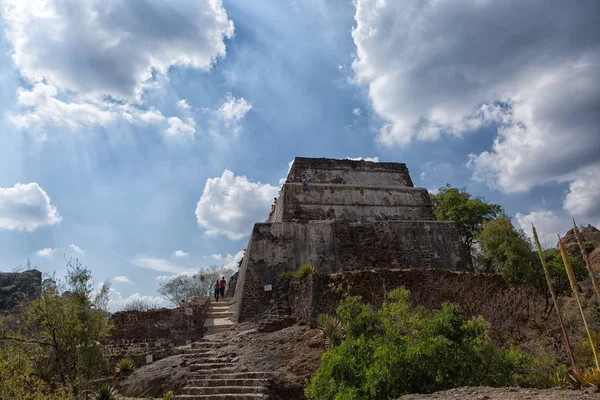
left=0, top=258, right=111, bottom=396
left=158, top=266, right=234, bottom=306
left=477, top=217, right=587, bottom=296
left=477, top=216, right=542, bottom=288
left=430, top=184, right=502, bottom=262
left=306, top=289, right=548, bottom=400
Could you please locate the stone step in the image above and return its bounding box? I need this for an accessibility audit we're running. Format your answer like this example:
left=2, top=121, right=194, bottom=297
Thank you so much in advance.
left=189, top=372, right=271, bottom=380
left=185, top=348, right=217, bottom=354
left=205, top=312, right=233, bottom=318
left=173, top=395, right=266, bottom=400
left=187, top=378, right=269, bottom=387
left=204, top=326, right=232, bottom=334
left=204, top=320, right=234, bottom=327
left=181, top=386, right=267, bottom=395
left=189, top=363, right=236, bottom=372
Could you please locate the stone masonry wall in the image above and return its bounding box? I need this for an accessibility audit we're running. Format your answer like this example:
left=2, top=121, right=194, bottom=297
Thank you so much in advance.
left=233, top=220, right=469, bottom=321
left=109, top=299, right=209, bottom=345
left=287, top=157, right=414, bottom=187
left=275, top=183, right=434, bottom=223
left=287, top=269, right=539, bottom=344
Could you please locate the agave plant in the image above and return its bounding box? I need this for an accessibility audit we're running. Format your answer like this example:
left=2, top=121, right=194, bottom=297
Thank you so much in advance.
left=94, top=384, right=119, bottom=400
left=114, top=357, right=135, bottom=377
left=317, top=313, right=345, bottom=348
left=294, top=264, right=317, bottom=279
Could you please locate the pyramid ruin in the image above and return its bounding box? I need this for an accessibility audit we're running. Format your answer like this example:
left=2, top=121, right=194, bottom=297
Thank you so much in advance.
left=233, top=157, right=470, bottom=321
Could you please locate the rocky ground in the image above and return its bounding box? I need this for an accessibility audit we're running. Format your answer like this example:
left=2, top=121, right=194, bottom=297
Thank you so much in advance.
left=117, top=321, right=325, bottom=399
left=399, top=387, right=600, bottom=400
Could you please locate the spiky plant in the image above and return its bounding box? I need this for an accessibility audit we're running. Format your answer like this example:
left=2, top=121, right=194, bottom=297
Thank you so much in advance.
left=558, top=233, right=600, bottom=370
left=114, top=358, right=135, bottom=377
left=532, top=224, right=579, bottom=377
left=94, top=384, right=118, bottom=400
left=317, top=313, right=345, bottom=349
left=572, top=220, right=600, bottom=302
left=294, top=264, right=317, bottom=279
left=163, top=390, right=175, bottom=400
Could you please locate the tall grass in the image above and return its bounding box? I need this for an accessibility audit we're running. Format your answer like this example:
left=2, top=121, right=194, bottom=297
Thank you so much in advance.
left=532, top=224, right=578, bottom=377
left=572, top=219, right=600, bottom=302
left=558, top=233, right=600, bottom=370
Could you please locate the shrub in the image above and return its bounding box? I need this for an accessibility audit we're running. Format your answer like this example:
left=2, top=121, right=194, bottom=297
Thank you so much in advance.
left=114, top=358, right=135, bottom=377
left=305, top=288, right=554, bottom=400
left=94, top=384, right=118, bottom=400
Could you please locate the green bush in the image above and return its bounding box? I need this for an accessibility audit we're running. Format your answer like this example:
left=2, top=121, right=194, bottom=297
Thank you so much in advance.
left=114, top=358, right=135, bottom=377
left=305, top=288, right=554, bottom=400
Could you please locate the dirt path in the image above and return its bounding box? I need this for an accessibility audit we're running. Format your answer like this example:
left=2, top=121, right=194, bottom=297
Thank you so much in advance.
left=399, top=387, right=600, bottom=399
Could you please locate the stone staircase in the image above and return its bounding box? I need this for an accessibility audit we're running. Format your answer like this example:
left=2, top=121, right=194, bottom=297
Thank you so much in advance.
left=204, top=298, right=235, bottom=335
left=172, top=300, right=271, bottom=399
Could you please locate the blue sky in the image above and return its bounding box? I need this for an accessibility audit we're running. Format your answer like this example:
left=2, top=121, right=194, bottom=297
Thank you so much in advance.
left=1, top=0, right=599, bottom=310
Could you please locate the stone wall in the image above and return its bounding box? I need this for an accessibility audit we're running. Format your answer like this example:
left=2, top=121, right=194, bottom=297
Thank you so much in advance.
left=273, top=183, right=434, bottom=223
left=233, top=220, right=469, bottom=321
left=288, top=269, right=537, bottom=343
left=287, top=157, right=414, bottom=187
left=109, top=299, right=209, bottom=345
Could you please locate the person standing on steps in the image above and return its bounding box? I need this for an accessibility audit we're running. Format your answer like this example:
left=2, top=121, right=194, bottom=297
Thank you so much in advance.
left=219, top=276, right=227, bottom=298
left=214, top=279, right=220, bottom=302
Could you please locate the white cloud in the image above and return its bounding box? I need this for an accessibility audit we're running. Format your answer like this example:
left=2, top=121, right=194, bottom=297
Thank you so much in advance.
left=209, top=253, right=223, bottom=260
left=114, top=275, right=132, bottom=284
left=563, top=167, right=600, bottom=224
left=172, top=250, right=189, bottom=258
left=2, top=0, right=234, bottom=100
left=195, top=170, right=278, bottom=240
left=0, top=183, right=61, bottom=231
left=130, top=255, right=196, bottom=274
left=164, top=117, right=196, bottom=138
left=223, top=250, right=244, bottom=270
left=216, top=94, right=252, bottom=135
left=177, top=99, right=191, bottom=110
left=351, top=0, right=600, bottom=194
left=107, top=288, right=170, bottom=312
left=68, top=244, right=85, bottom=254
left=36, top=248, right=56, bottom=257
left=352, top=108, right=361, bottom=116
left=515, top=210, right=571, bottom=248
left=347, top=157, right=379, bottom=163
left=337, top=65, right=344, bottom=71
left=2, top=1, right=232, bottom=136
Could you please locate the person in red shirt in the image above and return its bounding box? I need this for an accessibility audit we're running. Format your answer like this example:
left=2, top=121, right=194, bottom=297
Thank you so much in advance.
left=219, top=276, right=227, bottom=298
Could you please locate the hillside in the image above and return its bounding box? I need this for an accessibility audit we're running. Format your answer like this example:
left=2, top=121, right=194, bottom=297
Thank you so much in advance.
left=0, top=270, right=42, bottom=311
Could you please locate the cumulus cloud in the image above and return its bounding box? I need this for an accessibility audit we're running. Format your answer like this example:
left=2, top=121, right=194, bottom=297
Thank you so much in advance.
left=209, top=254, right=223, bottom=260
left=0, top=183, right=61, bottom=231
left=195, top=170, right=278, bottom=240
left=218, top=95, right=252, bottom=123
left=172, top=250, right=189, bottom=258
left=177, top=99, right=191, bottom=110
left=515, top=210, right=571, bottom=248
left=352, top=0, right=600, bottom=193
left=9, top=82, right=195, bottom=138
left=113, top=275, right=132, bottom=283
left=563, top=167, right=600, bottom=224
left=2, top=0, right=234, bottom=100
left=223, top=250, right=244, bottom=270
left=347, top=157, right=379, bottom=163
left=352, top=108, right=361, bottom=116
left=164, top=117, right=196, bottom=138
left=69, top=244, right=85, bottom=254
left=107, top=288, right=170, bottom=312
left=36, top=248, right=56, bottom=257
